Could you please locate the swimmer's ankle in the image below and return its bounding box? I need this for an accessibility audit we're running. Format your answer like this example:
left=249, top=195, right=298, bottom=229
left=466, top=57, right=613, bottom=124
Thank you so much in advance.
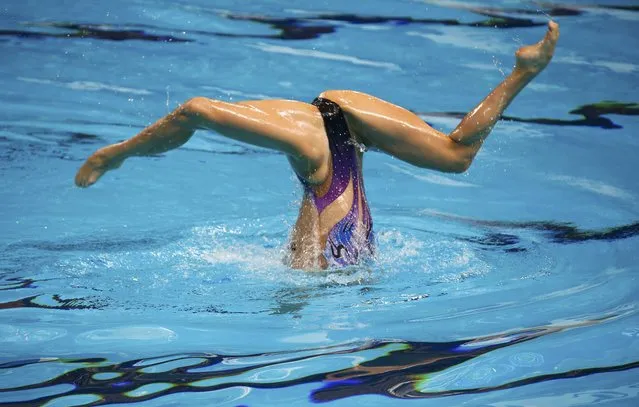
left=513, top=21, right=559, bottom=76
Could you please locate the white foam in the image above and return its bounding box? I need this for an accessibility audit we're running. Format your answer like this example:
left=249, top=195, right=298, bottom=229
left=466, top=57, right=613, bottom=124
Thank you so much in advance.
left=284, top=9, right=318, bottom=15
left=419, top=208, right=488, bottom=227
left=17, top=77, right=152, bottom=95
left=407, top=29, right=512, bottom=54
left=431, top=245, right=491, bottom=283
left=583, top=6, right=639, bottom=22
left=533, top=282, right=602, bottom=301
left=592, top=61, right=638, bottom=74
left=605, top=267, right=628, bottom=276
left=375, top=229, right=425, bottom=263
left=357, top=25, right=391, bottom=31
left=547, top=175, right=633, bottom=200
left=251, top=43, right=401, bottom=70
left=495, top=119, right=553, bottom=139
left=463, top=62, right=500, bottom=71
left=420, top=0, right=483, bottom=9
left=201, top=85, right=280, bottom=101
left=555, top=54, right=638, bottom=74
left=192, top=225, right=286, bottom=271
left=0, top=324, right=67, bottom=343
left=374, top=228, right=490, bottom=284
left=77, top=326, right=177, bottom=342
left=528, top=82, right=569, bottom=92
left=386, top=163, right=477, bottom=188
left=281, top=331, right=330, bottom=344
left=201, top=244, right=285, bottom=271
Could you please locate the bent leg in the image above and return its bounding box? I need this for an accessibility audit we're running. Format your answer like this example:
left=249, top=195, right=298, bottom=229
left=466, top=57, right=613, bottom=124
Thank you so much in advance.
left=324, top=21, right=559, bottom=173
left=75, top=98, right=328, bottom=187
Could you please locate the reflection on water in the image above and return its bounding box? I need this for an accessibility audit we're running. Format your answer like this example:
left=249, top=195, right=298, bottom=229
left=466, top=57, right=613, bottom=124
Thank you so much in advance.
left=2, top=0, right=638, bottom=405
left=419, top=100, right=639, bottom=130
left=4, top=2, right=637, bottom=47
left=1, top=316, right=636, bottom=406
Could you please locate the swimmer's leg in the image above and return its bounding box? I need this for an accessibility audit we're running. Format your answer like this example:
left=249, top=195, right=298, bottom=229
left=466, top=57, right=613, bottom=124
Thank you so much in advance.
left=323, top=21, right=559, bottom=173
left=75, top=99, right=329, bottom=187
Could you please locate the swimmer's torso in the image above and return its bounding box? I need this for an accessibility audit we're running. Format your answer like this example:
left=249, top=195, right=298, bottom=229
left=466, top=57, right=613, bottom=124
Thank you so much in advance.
left=287, top=98, right=374, bottom=269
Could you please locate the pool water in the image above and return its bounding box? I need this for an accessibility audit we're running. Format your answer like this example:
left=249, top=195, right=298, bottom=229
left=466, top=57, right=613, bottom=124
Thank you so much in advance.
left=1, top=0, right=638, bottom=405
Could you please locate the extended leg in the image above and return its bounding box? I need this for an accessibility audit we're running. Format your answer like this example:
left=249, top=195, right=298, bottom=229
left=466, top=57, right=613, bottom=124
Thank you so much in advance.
left=75, top=98, right=329, bottom=187
left=323, top=21, right=560, bottom=173
left=448, top=21, right=560, bottom=147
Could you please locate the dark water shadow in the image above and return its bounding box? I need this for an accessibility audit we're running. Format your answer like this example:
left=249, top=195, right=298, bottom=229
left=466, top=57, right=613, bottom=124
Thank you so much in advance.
left=0, top=23, right=191, bottom=43
left=0, top=294, right=105, bottom=311
left=215, top=12, right=546, bottom=42
left=0, top=12, right=542, bottom=44
left=0, top=4, right=554, bottom=46
left=3, top=2, right=636, bottom=46
left=476, top=219, right=638, bottom=245
left=426, top=212, right=639, bottom=253
left=0, top=277, right=37, bottom=291
left=428, top=1, right=639, bottom=16
left=6, top=234, right=175, bottom=253
left=418, top=101, right=639, bottom=130
left=7, top=100, right=635, bottom=165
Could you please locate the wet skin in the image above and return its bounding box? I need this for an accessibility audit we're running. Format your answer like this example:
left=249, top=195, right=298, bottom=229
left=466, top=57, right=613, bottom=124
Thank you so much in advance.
left=75, top=22, right=560, bottom=269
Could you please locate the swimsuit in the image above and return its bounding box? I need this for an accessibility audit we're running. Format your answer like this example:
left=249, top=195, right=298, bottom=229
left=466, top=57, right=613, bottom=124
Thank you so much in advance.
left=300, top=97, right=375, bottom=267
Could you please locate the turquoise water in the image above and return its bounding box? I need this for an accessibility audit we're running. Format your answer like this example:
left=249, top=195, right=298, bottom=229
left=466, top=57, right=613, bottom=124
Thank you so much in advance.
left=1, top=0, right=638, bottom=405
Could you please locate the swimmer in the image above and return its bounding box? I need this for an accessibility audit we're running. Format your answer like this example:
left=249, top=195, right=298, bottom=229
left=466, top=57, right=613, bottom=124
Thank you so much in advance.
left=75, top=21, right=559, bottom=269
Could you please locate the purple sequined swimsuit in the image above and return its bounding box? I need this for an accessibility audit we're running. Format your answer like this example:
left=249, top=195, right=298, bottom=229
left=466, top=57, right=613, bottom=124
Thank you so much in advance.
left=302, top=97, right=375, bottom=267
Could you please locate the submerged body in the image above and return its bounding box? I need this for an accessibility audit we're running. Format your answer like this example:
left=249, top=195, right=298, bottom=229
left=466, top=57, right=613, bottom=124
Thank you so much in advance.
left=289, top=98, right=374, bottom=269
left=74, top=22, right=560, bottom=270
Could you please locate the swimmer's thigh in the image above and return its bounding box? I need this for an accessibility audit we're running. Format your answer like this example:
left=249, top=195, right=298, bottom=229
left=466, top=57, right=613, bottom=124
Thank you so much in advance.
left=319, top=90, right=473, bottom=173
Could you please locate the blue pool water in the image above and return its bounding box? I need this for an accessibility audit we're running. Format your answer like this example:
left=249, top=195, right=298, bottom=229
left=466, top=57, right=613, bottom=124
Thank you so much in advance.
left=1, top=0, right=638, bottom=405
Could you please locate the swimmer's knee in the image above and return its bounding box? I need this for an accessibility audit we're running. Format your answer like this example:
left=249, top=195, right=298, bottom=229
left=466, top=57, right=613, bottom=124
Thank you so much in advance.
left=176, top=97, right=228, bottom=126
left=180, top=97, right=214, bottom=118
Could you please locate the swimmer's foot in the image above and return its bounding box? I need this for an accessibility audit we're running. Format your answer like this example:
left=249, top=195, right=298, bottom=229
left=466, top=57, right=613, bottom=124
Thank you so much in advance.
left=75, top=144, right=126, bottom=187
left=515, top=21, right=560, bottom=75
